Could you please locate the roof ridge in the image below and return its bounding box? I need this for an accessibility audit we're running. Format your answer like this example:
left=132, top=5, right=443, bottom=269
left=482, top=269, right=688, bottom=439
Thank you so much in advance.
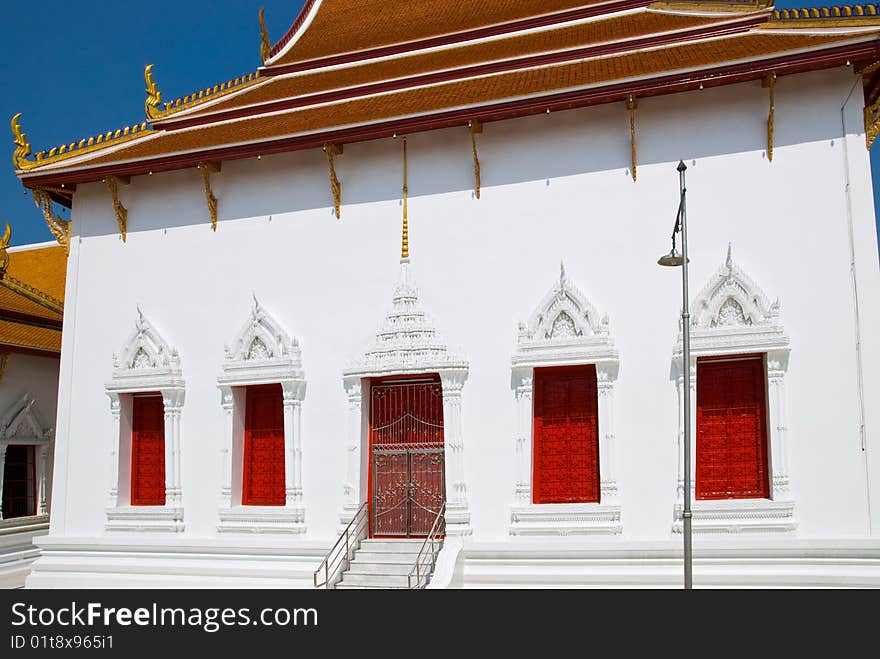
left=0, top=275, right=63, bottom=315
left=771, top=3, right=880, bottom=20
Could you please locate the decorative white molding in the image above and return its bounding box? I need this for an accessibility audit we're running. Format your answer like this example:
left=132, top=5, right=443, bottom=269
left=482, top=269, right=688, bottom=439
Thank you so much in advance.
left=671, top=247, right=795, bottom=534
left=0, top=394, right=53, bottom=520
left=510, top=264, right=621, bottom=536
left=216, top=296, right=307, bottom=534
left=105, top=308, right=185, bottom=533
left=342, top=260, right=471, bottom=536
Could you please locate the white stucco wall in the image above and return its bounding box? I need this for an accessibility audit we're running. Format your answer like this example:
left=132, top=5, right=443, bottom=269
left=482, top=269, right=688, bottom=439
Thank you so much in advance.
left=34, top=66, right=880, bottom=586
left=0, top=352, right=59, bottom=587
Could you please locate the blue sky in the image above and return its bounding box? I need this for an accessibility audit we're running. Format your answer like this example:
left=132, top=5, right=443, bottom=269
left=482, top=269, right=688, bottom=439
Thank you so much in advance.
left=1, top=0, right=876, bottom=246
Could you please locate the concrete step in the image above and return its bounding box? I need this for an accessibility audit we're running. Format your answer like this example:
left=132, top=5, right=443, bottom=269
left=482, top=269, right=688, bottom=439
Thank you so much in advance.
left=346, top=562, right=415, bottom=576
left=337, top=572, right=414, bottom=588
left=358, top=539, right=427, bottom=552
left=335, top=583, right=408, bottom=590
left=350, top=551, right=424, bottom=563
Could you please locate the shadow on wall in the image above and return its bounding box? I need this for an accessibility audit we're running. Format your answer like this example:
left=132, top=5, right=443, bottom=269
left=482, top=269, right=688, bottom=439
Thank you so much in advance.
left=74, top=68, right=855, bottom=239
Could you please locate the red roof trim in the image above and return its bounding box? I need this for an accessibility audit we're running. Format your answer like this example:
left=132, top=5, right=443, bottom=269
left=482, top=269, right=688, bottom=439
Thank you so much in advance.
left=0, top=309, right=63, bottom=330
left=0, top=343, right=61, bottom=358
left=269, top=0, right=321, bottom=58
left=164, top=16, right=765, bottom=131
left=264, top=0, right=656, bottom=75
left=21, top=40, right=877, bottom=189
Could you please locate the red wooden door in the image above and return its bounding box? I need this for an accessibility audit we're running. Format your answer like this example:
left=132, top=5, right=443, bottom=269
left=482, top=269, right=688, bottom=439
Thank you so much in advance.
left=243, top=384, right=285, bottom=506
left=370, top=377, right=445, bottom=537
left=696, top=355, right=770, bottom=500
left=533, top=365, right=600, bottom=504
left=131, top=394, right=166, bottom=506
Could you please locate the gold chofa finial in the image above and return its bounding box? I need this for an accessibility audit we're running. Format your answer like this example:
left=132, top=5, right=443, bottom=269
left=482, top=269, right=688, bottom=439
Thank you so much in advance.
left=11, top=113, right=31, bottom=170
left=259, top=8, right=271, bottom=64
left=144, top=64, right=162, bottom=121
left=0, top=222, right=12, bottom=277
left=401, top=137, right=409, bottom=260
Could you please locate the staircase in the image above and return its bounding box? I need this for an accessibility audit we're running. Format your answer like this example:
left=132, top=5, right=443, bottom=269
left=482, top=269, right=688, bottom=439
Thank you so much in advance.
left=314, top=502, right=446, bottom=589
left=335, top=538, right=440, bottom=589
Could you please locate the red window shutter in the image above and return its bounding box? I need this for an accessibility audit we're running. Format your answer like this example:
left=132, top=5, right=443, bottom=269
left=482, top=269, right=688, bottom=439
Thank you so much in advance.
left=243, top=384, right=285, bottom=506
left=533, top=365, right=600, bottom=504
left=131, top=394, right=166, bottom=506
left=696, top=355, right=770, bottom=500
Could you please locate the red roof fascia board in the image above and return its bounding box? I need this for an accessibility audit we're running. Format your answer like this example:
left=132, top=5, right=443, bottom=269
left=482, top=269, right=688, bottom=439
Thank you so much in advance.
left=21, top=40, right=876, bottom=189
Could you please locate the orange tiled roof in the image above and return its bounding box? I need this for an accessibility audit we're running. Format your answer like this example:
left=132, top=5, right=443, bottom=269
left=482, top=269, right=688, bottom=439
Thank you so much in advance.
left=0, top=244, right=65, bottom=354
left=180, top=11, right=725, bottom=121
left=72, top=32, right=856, bottom=167
left=0, top=319, right=61, bottom=354
left=13, top=3, right=880, bottom=183
left=269, top=0, right=615, bottom=66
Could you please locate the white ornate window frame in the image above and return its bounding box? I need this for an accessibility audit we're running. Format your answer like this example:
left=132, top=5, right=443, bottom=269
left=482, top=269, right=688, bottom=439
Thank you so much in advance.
left=341, top=260, right=472, bottom=537
left=0, top=394, right=52, bottom=523
left=216, top=297, right=306, bottom=534
left=672, top=247, right=795, bottom=534
left=104, top=309, right=185, bottom=533
left=510, top=265, right=621, bottom=536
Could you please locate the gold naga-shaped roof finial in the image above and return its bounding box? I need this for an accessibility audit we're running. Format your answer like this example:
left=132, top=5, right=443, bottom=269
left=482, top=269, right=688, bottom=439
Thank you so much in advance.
left=401, top=136, right=409, bottom=261
left=144, top=64, right=162, bottom=121
left=0, top=222, right=12, bottom=278
left=11, top=113, right=31, bottom=170
left=259, top=8, right=272, bottom=64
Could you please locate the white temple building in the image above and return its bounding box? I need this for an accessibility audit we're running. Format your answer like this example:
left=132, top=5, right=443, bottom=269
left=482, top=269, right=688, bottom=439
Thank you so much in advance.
left=10, top=0, right=880, bottom=587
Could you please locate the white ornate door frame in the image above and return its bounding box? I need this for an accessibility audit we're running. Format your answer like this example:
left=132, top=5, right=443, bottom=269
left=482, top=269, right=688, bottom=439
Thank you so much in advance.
left=104, top=308, right=185, bottom=533
left=216, top=297, right=307, bottom=534
left=510, top=265, right=622, bottom=536
left=341, top=260, right=472, bottom=536
left=0, top=394, right=52, bottom=521
left=671, top=247, right=796, bottom=534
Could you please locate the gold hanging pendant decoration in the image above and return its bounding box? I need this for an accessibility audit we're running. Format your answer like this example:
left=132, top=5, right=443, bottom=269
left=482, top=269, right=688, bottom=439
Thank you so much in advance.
left=763, top=72, right=776, bottom=161
left=469, top=120, right=482, bottom=199
left=0, top=353, right=9, bottom=383
left=32, top=189, right=72, bottom=254
left=198, top=162, right=220, bottom=231
left=324, top=143, right=343, bottom=219
left=626, top=95, right=638, bottom=182
left=104, top=176, right=129, bottom=242
left=402, top=137, right=409, bottom=260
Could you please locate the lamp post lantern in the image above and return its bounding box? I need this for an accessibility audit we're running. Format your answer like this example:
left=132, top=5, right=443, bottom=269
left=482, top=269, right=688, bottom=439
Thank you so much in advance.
left=658, top=160, right=693, bottom=589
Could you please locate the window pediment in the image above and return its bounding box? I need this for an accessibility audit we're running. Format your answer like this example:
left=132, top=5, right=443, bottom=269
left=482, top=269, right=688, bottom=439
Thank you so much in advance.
left=0, top=394, right=51, bottom=444
left=108, top=308, right=183, bottom=391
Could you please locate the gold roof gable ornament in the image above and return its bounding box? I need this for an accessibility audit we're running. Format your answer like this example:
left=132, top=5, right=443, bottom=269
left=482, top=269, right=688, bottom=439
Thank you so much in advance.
left=0, top=222, right=11, bottom=278
left=144, top=64, right=162, bottom=121
left=260, top=8, right=272, bottom=64
left=11, top=113, right=31, bottom=171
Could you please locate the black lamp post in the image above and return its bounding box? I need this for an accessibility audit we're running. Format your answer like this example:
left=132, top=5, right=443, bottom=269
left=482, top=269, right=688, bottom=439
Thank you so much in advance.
left=658, top=161, right=693, bottom=590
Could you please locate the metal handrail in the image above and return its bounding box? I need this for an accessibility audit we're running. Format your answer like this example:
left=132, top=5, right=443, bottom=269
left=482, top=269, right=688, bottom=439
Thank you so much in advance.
left=407, top=503, right=445, bottom=589
left=314, top=502, right=369, bottom=589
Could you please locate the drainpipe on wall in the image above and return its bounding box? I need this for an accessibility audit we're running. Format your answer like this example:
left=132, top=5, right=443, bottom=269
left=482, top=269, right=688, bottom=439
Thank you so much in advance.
left=840, top=78, right=872, bottom=533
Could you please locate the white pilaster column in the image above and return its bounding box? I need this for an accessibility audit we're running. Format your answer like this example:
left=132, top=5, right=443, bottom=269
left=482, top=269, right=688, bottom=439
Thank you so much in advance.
left=161, top=388, right=185, bottom=512
left=441, top=370, right=471, bottom=536
left=0, top=443, right=6, bottom=520
left=767, top=353, right=790, bottom=499
left=596, top=364, right=618, bottom=501
left=340, top=378, right=363, bottom=526
left=107, top=393, right=121, bottom=507
left=513, top=372, right=533, bottom=506
left=281, top=381, right=306, bottom=509
left=37, top=445, right=49, bottom=515
left=219, top=387, right=234, bottom=508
